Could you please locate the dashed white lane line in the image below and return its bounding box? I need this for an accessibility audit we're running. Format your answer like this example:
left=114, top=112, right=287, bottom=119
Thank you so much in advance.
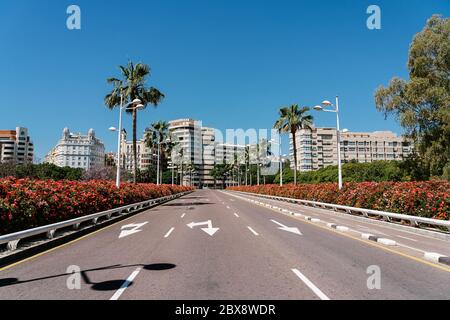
left=181, top=213, right=186, bottom=219
left=110, top=267, right=142, bottom=300
left=234, top=213, right=240, bottom=218
left=247, top=226, right=259, bottom=236
left=164, top=227, right=175, bottom=238
left=291, top=268, right=330, bottom=300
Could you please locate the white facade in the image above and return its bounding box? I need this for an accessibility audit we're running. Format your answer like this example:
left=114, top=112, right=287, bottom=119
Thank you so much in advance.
left=0, top=127, right=34, bottom=164
left=45, top=128, right=105, bottom=170
left=168, top=119, right=254, bottom=188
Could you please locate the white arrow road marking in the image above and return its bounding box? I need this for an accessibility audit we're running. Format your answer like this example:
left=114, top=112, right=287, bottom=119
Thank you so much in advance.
left=187, top=220, right=220, bottom=236
left=271, top=220, right=302, bottom=235
left=164, top=227, right=175, bottom=238
left=291, top=268, right=330, bottom=300
left=119, top=222, right=148, bottom=239
left=110, top=267, right=142, bottom=300
left=247, top=226, right=259, bottom=236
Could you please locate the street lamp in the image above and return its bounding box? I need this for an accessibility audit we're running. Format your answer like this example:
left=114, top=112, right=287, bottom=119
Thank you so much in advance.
left=313, top=96, right=343, bottom=190
left=110, top=96, right=143, bottom=188
left=270, top=137, right=283, bottom=186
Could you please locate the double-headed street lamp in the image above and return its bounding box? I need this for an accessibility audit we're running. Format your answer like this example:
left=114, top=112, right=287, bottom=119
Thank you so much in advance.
left=313, top=96, right=343, bottom=190
left=109, top=96, right=144, bottom=188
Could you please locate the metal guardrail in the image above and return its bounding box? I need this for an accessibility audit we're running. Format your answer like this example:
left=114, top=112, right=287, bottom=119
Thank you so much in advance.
left=228, top=190, right=450, bottom=232
left=0, top=191, right=192, bottom=251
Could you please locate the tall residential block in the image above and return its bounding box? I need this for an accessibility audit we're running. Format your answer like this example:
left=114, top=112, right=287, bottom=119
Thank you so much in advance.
left=289, top=127, right=413, bottom=172
left=0, top=127, right=34, bottom=164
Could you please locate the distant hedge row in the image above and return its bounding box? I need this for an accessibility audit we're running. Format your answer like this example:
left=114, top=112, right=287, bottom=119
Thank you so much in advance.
left=228, top=181, right=450, bottom=220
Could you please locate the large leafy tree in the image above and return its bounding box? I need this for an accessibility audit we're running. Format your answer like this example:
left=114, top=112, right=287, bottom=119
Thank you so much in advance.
left=273, top=104, right=313, bottom=184
left=105, top=61, right=165, bottom=183
left=375, top=15, right=450, bottom=179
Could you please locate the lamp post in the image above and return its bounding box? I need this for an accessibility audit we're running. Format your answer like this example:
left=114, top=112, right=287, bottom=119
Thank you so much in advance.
left=270, top=137, right=283, bottom=186
left=313, top=96, right=343, bottom=190
left=109, top=96, right=143, bottom=188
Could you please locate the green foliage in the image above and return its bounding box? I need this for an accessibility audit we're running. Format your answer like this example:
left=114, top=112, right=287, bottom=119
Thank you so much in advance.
left=273, top=104, right=314, bottom=184
left=211, top=164, right=232, bottom=188
left=0, top=163, right=83, bottom=181
left=105, top=60, right=165, bottom=182
left=136, top=167, right=157, bottom=183
left=273, top=161, right=419, bottom=184
left=375, top=15, right=450, bottom=179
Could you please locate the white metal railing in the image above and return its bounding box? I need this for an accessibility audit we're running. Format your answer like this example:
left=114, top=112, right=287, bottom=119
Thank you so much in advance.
left=227, top=190, right=450, bottom=232
left=0, top=191, right=192, bottom=251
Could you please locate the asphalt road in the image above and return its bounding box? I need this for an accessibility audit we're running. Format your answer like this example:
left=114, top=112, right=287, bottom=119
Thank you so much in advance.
left=0, top=189, right=449, bottom=300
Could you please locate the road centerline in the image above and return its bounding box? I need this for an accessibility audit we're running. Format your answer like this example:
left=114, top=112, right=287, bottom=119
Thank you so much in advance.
left=164, top=227, right=175, bottom=238
left=247, top=226, right=259, bottom=236
left=291, top=268, right=330, bottom=300
left=110, top=267, right=142, bottom=300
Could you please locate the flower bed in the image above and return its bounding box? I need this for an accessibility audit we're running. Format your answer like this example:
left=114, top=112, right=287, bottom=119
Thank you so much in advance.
left=0, top=178, right=193, bottom=235
left=228, top=181, right=450, bottom=220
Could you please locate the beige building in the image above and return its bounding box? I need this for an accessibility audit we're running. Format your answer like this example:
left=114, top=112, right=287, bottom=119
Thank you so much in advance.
left=0, top=127, right=34, bottom=164
left=119, top=130, right=157, bottom=172
left=290, top=127, right=413, bottom=172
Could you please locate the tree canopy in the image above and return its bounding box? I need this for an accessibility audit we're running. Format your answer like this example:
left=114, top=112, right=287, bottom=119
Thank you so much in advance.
left=375, top=15, right=450, bottom=179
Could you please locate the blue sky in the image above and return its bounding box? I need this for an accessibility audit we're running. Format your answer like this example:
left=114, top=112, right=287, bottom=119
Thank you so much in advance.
left=0, top=0, right=448, bottom=160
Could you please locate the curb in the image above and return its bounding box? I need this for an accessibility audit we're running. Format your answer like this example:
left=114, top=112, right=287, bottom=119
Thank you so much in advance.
left=360, top=233, right=396, bottom=246
left=424, top=252, right=450, bottom=266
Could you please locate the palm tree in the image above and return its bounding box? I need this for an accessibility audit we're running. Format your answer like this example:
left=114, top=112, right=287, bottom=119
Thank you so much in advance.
left=105, top=61, right=165, bottom=183
left=144, top=121, right=170, bottom=184
left=273, top=104, right=313, bottom=184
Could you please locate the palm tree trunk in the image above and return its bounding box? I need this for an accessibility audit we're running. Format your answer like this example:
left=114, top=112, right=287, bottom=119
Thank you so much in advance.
left=132, top=109, right=138, bottom=183
left=292, top=130, right=298, bottom=185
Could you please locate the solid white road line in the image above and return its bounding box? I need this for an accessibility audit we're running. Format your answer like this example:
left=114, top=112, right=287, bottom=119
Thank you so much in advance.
left=110, top=267, right=142, bottom=300
left=291, top=268, right=330, bottom=300
left=396, top=235, right=418, bottom=242
left=247, top=226, right=259, bottom=236
left=181, top=213, right=186, bottom=219
left=164, top=227, right=175, bottom=238
left=234, top=213, right=240, bottom=218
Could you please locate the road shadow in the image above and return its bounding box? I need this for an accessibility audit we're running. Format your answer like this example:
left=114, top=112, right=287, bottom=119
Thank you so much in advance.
left=0, top=263, right=177, bottom=291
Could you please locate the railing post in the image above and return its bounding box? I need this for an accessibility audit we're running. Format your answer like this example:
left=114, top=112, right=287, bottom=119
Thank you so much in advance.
left=7, top=240, right=19, bottom=251
left=46, top=229, right=56, bottom=239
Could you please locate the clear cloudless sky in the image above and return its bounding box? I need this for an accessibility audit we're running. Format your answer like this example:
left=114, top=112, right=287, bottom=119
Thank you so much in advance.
left=0, top=0, right=449, bottom=160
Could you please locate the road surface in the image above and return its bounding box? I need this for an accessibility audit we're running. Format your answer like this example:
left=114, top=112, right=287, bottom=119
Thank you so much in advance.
left=0, top=189, right=449, bottom=300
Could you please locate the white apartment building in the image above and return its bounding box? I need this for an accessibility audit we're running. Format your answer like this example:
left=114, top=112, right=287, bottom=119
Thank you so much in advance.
left=169, top=118, right=258, bottom=188
left=290, top=127, right=413, bottom=172
left=201, top=127, right=216, bottom=188
left=168, top=119, right=203, bottom=186
left=0, top=127, right=34, bottom=164
left=45, top=128, right=105, bottom=170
